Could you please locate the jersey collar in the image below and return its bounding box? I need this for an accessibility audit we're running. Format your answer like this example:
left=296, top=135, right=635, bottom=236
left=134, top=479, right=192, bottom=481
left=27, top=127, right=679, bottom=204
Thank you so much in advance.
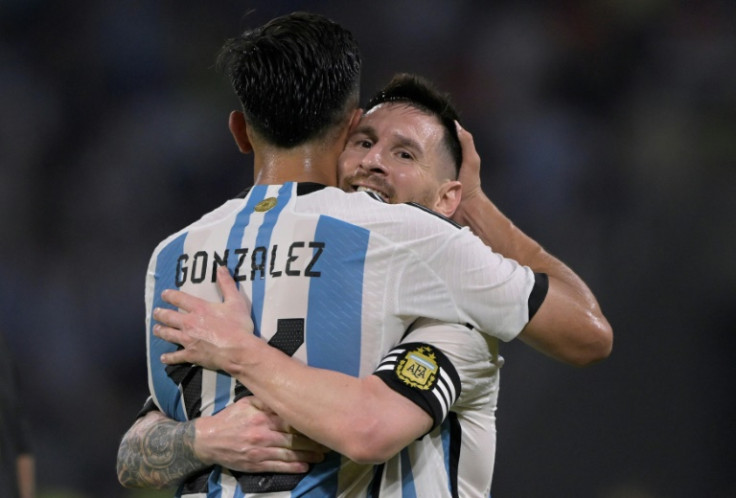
left=235, top=182, right=328, bottom=199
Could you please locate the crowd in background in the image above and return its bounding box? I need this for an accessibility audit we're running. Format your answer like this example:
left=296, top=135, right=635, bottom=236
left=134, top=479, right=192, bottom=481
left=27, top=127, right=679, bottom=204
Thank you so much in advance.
left=1, top=1, right=734, bottom=496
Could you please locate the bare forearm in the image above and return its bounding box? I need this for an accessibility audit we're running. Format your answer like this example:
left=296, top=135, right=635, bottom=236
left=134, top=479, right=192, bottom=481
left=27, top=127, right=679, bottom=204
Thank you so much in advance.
left=231, top=341, right=373, bottom=453
left=117, top=412, right=205, bottom=489
left=229, top=338, right=427, bottom=463
left=454, top=193, right=553, bottom=268
left=154, top=268, right=431, bottom=464
left=455, top=194, right=600, bottom=305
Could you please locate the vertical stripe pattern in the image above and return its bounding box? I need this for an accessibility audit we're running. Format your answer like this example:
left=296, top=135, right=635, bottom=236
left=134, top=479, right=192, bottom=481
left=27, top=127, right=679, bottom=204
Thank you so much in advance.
left=143, top=184, right=508, bottom=496
left=148, top=232, right=187, bottom=421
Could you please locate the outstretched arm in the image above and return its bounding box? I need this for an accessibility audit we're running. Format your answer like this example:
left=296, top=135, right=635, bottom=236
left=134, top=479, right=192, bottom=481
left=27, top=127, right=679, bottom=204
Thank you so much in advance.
left=451, top=123, right=612, bottom=366
left=117, top=396, right=327, bottom=489
left=152, top=266, right=434, bottom=465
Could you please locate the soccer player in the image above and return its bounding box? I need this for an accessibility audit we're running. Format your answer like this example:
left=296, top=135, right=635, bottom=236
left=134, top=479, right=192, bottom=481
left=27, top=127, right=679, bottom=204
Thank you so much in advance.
left=122, top=11, right=611, bottom=497
left=122, top=78, right=514, bottom=496
left=0, top=331, right=35, bottom=498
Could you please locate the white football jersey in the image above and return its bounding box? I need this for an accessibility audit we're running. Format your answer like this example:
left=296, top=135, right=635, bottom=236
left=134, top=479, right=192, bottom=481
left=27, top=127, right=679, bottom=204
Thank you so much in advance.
left=145, top=182, right=542, bottom=496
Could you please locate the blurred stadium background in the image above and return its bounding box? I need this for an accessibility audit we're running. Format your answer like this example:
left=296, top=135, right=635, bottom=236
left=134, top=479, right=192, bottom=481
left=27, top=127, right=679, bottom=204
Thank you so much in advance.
left=1, top=1, right=734, bottom=497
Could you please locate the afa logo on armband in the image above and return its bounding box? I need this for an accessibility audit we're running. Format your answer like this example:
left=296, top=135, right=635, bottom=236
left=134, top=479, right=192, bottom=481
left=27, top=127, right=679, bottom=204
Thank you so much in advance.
left=396, top=346, right=439, bottom=390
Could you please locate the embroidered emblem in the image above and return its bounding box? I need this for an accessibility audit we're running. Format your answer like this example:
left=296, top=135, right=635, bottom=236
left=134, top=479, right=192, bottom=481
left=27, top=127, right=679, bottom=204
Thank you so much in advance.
left=254, top=197, right=278, bottom=212
left=396, top=346, right=439, bottom=390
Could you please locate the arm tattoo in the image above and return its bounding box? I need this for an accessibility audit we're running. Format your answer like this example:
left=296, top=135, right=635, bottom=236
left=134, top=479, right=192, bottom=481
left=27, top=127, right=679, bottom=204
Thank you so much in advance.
left=117, top=416, right=206, bottom=489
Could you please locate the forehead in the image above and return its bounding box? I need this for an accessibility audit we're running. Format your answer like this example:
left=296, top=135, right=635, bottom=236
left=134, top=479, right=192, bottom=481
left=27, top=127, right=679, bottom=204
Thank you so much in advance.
left=359, top=103, right=444, bottom=147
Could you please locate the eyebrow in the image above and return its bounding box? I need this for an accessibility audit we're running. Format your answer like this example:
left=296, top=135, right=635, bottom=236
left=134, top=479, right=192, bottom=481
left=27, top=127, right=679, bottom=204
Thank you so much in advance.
left=354, top=125, right=423, bottom=156
left=393, top=134, right=423, bottom=156
left=352, top=124, right=377, bottom=140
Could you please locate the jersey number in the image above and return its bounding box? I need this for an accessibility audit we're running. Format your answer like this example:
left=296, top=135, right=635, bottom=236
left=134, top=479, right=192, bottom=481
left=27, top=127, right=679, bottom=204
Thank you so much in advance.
left=232, top=318, right=308, bottom=493
left=234, top=317, right=304, bottom=399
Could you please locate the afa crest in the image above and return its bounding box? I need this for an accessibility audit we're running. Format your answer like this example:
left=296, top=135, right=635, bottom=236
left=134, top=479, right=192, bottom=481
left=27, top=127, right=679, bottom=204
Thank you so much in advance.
left=254, top=197, right=278, bottom=212
left=396, top=346, right=439, bottom=390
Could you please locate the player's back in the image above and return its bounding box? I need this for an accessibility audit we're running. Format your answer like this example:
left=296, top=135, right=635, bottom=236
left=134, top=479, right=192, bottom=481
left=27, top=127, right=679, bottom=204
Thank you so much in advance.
left=146, top=182, right=414, bottom=420
left=145, top=181, right=535, bottom=496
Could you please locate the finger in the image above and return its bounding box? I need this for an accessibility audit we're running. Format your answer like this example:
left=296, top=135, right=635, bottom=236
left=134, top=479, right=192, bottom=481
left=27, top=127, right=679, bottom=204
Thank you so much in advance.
left=152, top=307, right=185, bottom=329
left=291, top=449, right=329, bottom=463
left=247, top=396, right=276, bottom=414
left=252, top=448, right=327, bottom=465
left=240, top=459, right=311, bottom=474
left=216, top=265, right=244, bottom=305
left=261, top=424, right=329, bottom=453
left=257, top=413, right=328, bottom=453
left=287, top=434, right=331, bottom=453
left=160, top=348, right=192, bottom=365
left=262, top=410, right=299, bottom=434
left=161, top=287, right=206, bottom=313
left=153, top=323, right=186, bottom=345
left=455, top=121, right=480, bottom=163
left=261, top=462, right=311, bottom=474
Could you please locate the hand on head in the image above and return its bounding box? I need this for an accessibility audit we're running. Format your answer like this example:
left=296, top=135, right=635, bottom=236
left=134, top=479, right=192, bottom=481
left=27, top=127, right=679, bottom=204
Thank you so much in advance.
left=455, top=121, right=483, bottom=203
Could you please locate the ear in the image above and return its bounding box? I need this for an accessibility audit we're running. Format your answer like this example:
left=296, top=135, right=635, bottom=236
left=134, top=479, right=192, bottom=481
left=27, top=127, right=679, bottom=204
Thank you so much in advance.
left=433, top=180, right=462, bottom=218
left=348, top=108, right=363, bottom=134
left=335, top=108, right=364, bottom=150
left=228, top=110, right=253, bottom=154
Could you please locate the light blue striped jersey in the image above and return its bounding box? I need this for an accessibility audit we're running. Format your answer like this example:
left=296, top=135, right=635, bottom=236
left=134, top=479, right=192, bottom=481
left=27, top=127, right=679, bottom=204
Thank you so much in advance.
left=145, top=182, right=542, bottom=497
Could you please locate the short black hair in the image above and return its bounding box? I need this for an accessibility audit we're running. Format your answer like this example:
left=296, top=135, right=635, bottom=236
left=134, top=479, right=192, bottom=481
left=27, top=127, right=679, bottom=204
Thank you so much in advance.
left=367, top=73, right=461, bottom=178
left=217, top=12, right=362, bottom=148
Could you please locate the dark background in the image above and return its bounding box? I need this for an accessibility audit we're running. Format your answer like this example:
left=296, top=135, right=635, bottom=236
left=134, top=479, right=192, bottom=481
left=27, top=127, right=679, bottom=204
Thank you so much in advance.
left=1, top=1, right=734, bottom=497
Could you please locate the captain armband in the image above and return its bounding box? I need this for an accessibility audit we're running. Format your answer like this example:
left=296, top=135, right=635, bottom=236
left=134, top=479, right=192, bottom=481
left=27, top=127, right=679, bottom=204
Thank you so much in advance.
left=373, top=342, right=461, bottom=429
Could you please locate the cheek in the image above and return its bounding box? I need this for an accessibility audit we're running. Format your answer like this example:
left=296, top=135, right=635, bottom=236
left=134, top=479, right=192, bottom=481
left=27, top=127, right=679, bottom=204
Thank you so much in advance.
left=390, top=172, right=420, bottom=201
left=393, top=169, right=420, bottom=186
left=336, top=155, right=354, bottom=180
left=394, top=170, right=437, bottom=203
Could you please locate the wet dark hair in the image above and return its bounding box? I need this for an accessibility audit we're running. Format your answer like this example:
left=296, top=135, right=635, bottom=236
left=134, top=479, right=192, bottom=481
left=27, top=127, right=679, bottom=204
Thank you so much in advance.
left=217, top=12, right=362, bottom=148
left=367, top=73, right=461, bottom=178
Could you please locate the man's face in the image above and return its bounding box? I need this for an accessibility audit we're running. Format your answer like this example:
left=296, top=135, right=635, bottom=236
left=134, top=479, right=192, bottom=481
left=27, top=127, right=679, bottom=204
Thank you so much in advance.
left=338, top=103, right=455, bottom=208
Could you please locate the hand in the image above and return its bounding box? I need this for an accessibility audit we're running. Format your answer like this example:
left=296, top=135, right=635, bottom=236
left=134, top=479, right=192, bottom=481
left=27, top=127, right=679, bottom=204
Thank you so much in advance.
left=453, top=121, right=484, bottom=216
left=153, top=265, right=255, bottom=372
left=195, top=397, right=328, bottom=473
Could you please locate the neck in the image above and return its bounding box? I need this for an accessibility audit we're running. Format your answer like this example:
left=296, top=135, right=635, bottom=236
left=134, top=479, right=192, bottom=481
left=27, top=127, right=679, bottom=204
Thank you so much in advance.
left=252, top=142, right=341, bottom=187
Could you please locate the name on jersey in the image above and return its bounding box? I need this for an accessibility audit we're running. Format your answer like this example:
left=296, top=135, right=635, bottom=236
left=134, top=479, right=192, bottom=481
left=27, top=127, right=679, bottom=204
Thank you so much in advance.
left=175, top=241, right=325, bottom=287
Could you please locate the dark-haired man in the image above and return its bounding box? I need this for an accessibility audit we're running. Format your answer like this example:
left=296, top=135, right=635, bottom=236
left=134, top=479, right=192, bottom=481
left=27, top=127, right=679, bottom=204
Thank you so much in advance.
left=119, top=10, right=611, bottom=497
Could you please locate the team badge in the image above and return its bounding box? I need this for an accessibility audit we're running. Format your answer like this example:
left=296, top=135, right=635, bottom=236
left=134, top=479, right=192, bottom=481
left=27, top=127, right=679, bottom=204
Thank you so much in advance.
left=396, top=346, right=439, bottom=390
left=254, top=197, right=278, bottom=212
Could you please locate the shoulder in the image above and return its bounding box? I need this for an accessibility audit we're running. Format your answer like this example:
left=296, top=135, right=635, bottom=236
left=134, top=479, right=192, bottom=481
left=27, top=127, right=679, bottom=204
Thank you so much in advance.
left=300, top=189, right=463, bottom=238
left=149, top=198, right=244, bottom=257
left=400, top=201, right=462, bottom=228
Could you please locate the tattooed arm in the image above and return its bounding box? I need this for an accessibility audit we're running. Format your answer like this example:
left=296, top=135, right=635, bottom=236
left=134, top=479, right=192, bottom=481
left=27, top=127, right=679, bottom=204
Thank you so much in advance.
left=117, top=409, right=201, bottom=489
left=116, top=397, right=329, bottom=489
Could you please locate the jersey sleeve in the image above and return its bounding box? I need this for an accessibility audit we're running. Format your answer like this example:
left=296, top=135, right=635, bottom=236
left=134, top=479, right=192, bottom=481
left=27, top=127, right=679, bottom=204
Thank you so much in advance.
left=395, top=223, right=546, bottom=342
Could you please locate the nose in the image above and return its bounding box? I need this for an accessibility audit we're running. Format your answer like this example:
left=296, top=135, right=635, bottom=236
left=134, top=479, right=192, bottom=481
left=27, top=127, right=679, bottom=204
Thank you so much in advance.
left=359, top=147, right=388, bottom=175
